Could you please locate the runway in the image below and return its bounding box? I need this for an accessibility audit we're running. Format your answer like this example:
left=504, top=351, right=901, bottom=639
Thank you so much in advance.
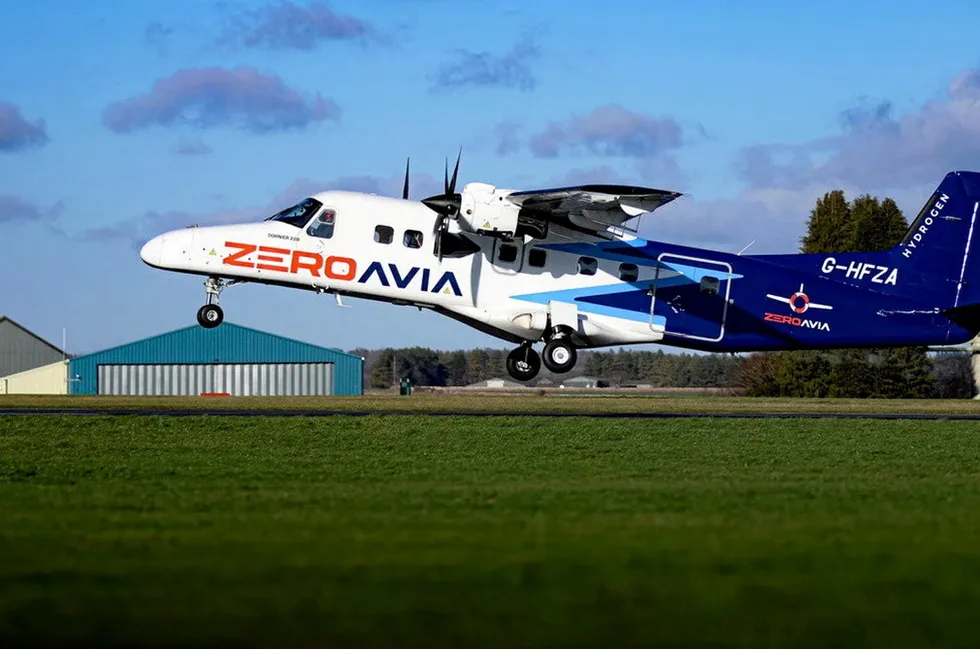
left=3, top=408, right=980, bottom=420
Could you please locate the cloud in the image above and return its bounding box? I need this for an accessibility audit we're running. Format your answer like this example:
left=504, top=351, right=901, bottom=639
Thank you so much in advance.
left=0, top=101, right=48, bottom=152
left=144, top=21, right=176, bottom=53
left=529, top=104, right=684, bottom=158
left=643, top=186, right=831, bottom=254
left=0, top=195, right=64, bottom=226
left=736, top=67, right=980, bottom=191
left=220, top=1, right=373, bottom=50
left=82, top=170, right=441, bottom=251
left=0, top=195, right=42, bottom=223
left=432, top=37, right=538, bottom=92
left=493, top=120, right=522, bottom=155
left=102, top=66, right=339, bottom=135
left=173, top=140, right=213, bottom=155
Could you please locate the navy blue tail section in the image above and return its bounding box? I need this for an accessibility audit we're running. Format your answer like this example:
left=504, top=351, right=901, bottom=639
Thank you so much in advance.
left=890, top=170, right=980, bottom=309
left=754, top=171, right=980, bottom=311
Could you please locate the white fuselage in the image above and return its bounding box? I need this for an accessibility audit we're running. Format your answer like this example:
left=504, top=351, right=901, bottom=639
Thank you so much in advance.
left=140, top=190, right=671, bottom=347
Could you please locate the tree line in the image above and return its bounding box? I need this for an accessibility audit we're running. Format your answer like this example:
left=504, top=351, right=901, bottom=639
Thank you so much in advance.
left=349, top=346, right=742, bottom=389
left=348, top=344, right=972, bottom=397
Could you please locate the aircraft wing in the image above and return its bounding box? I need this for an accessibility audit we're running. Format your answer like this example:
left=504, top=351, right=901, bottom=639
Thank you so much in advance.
left=504, top=184, right=682, bottom=234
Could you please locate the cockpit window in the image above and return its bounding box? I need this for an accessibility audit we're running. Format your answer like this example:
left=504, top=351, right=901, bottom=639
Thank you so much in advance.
left=307, top=209, right=335, bottom=239
left=265, top=197, right=323, bottom=228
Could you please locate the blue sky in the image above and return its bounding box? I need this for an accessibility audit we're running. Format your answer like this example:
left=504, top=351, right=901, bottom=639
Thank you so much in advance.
left=4, top=0, right=980, bottom=355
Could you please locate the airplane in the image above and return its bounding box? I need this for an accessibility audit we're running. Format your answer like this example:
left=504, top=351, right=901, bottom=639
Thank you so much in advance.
left=139, top=154, right=980, bottom=383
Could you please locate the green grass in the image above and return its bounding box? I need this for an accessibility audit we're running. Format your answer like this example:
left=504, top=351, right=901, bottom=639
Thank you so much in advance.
left=3, top=414, right=980, bottom=647
left=5, top=392, right=980, bottom=415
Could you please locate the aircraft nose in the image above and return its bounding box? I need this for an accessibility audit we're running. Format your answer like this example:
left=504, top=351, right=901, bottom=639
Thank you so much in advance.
left=140, top=234, right=166, bottom=266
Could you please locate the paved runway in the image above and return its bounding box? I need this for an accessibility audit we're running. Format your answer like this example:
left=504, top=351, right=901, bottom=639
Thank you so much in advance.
left=2, top=408, right=979, bottom=420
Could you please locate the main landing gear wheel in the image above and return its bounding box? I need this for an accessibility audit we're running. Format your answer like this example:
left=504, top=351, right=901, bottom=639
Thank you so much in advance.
left=506, top=345, right=541, bottom=382
left=542, top=338, right=576, bottom=374
left=197, top=304, right=223, bottom=328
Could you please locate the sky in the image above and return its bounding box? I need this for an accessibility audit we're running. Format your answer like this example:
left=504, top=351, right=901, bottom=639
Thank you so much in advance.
left=3, top=0, right=980, bottom=355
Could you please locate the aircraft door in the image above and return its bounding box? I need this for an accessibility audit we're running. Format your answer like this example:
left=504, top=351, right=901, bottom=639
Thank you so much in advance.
left=648, top=253, right=733, bottom=343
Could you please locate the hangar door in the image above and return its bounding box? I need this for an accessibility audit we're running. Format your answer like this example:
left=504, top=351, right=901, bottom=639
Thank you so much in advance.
left=97, top=362, right=334, bottom=396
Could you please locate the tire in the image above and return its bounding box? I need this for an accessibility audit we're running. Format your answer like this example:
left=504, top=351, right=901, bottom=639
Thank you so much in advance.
left=506, top=346, right=541, bottom=382
left=542, top=338, right=576, bottom=373
left=197, top=304, right=223, bottom=328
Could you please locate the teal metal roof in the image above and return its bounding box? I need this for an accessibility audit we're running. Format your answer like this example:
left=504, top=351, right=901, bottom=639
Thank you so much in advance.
left=69, top=322, right=363, bottom=395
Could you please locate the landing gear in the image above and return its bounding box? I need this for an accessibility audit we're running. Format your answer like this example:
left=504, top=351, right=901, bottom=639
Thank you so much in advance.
left=197, top=277, right=232, bottom=329
left=506, top=344, right=541, bottom=382
left=197, top=304, right=223, bottom=328
left=542, top=337, right=576, bottom=374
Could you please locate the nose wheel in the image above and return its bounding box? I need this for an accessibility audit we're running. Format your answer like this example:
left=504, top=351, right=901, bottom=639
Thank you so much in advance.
left=197, top=304, right=224, bottom=328
left=196, top=276, right=239, bottom=329
left=506, top=344, right=541, bottom=382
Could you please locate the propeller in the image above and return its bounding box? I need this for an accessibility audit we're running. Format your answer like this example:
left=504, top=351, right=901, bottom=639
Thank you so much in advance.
left=422, top=148, right=462, bottom=218
left=421, top=148, right=463, bottom=261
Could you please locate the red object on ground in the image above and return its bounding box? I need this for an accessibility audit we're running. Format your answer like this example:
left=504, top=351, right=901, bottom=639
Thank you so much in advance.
left=200, top=392, right=231, bottom=397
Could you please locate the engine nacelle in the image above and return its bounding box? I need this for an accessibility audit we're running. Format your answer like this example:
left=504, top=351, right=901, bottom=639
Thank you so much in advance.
left=458, top=182, right=520, bottom=237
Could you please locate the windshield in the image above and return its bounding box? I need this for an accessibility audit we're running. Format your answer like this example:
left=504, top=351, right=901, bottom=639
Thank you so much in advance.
left=264, top=197, right=323, bottom=228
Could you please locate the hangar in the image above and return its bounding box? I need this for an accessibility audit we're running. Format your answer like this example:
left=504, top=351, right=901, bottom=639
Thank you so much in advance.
left=66, top=322, right=363, bottom=396
left=0, top=315, right=66, bottom=377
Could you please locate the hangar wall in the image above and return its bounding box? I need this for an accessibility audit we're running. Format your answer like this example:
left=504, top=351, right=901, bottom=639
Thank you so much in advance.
left=0, top=360, right=68, bottom=394
left=97, top=362, right=335, bottom=396
left=69, top=322, right=362, bottom=396
left=0, top=316, right=65, bottom=377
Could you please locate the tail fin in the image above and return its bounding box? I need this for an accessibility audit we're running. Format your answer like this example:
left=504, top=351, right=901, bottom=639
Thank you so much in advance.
left=889, top=170, right=980, bottom=308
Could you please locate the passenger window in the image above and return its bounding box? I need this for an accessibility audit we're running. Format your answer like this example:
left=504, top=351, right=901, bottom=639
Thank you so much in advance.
left=701, top=275, right=720, bottom=295
left=307, top=209, right=335, bottom=239
left=619, top=263, right=638, bottom=282
left=374, top=225, right=393, bottom=244
left=498, top=244, right=518, bottom=263
left=528, top=248, right=546, bottom=268
left=578, top=257, right=597, bottom=275
left=403, top=229, right=423, bottom=249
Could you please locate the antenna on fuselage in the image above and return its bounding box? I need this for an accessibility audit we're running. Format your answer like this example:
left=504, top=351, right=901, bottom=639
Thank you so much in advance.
left=737, top=240, right=755, bottom=255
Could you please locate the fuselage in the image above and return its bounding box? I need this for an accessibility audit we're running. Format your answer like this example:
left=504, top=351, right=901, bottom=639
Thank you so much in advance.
left=139, top=189, right=980, bottom=353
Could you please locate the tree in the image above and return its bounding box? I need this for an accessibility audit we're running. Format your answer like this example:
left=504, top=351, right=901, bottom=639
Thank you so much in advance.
left=444, top=350, right=469, bottom=386
left=369, top=347, right=448, bottom=388
left=933, top=354, right=974, bottom=399
left=801, top=190, right=852, bottom=253
left=850, top=195, right=908, bottom=252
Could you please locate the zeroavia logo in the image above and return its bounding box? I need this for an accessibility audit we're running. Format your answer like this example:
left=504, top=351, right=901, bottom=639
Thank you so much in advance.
left=357, top=261, right=462, bottom=296
left=221, top=241, right=463, bottom=296
left=763, top=283, right=832, bottom=331
left=764, top=312, right=831, bottom=331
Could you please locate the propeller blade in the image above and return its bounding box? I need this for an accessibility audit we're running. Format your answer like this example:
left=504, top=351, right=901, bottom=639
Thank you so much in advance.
left=422, top=148, right=464, bottom=224
left=434, top=214, right=449, bottom=261
left=449, top=147, right=461, bottom=195
left=402, top=157, right=410, bottom=200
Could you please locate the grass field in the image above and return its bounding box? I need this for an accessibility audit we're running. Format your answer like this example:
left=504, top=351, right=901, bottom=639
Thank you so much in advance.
left=5, top=392, right=980, bottom=415
left=4, top=413, right=980, bottom=647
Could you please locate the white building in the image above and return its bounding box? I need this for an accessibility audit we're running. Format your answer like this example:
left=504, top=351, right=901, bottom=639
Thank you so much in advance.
left=0, top=360, right=69, bottom=394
